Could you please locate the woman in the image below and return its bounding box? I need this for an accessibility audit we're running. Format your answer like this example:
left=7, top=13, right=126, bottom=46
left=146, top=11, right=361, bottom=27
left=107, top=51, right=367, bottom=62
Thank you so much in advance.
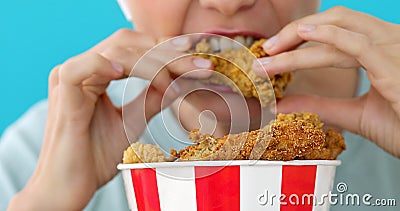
left=3, top=0, right=399, bottom=210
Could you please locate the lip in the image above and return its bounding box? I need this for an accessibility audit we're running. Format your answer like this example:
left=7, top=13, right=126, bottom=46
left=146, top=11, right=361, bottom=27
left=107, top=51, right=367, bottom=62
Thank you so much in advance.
left=203, top=29, right=266, bottom=39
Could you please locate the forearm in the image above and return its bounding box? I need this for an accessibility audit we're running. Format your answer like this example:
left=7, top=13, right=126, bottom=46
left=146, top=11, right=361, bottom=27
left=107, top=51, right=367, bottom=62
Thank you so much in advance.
left=8, top=187, right=47, bottom=211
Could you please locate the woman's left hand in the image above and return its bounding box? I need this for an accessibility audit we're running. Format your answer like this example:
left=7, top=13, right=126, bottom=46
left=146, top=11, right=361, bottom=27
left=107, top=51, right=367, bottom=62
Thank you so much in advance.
left=253, top=6, right=400, bottom=157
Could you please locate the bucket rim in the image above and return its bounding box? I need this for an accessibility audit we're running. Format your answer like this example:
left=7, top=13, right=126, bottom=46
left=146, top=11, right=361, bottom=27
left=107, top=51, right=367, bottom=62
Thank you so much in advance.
left=117, top=160, right=341, bottom=170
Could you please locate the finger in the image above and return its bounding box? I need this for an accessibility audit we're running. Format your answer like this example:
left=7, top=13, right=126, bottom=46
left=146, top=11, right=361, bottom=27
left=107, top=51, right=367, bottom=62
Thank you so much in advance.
left=94, top=32, right=195, bottom=75
left=147, top=56, right=213, bottom=95
left=252, top=44, right=359, bottom=76
left=89, top=29, right=157, bottom=53
left=297, top=24, right=391, bottom=79
left=47, top=65, right=61, bottom=119
left=100, top=46, right=212, bottom=93
left=38, top=65, right=62, bottom=173
left=165, top=56, right=213, bottom=78
left=48, top=65, right=61, bottom=92
left=90, top=29, right=196, bottom=54
left=128, top=35, right=212, bottom=79
left=47, top=65, right=60, bottom=140
left=100, top=46, right=172, bottom=93
left=264, top=6, right=387, bottom=55
left=127, top=49, right=213, bottom=79
left=276, top=94, right=363, bottom=134
left=58, top=53, right=124, bottom=112
left=60, top=53, right=123, bottom=86
left=158, top=35, right=194, bottom=52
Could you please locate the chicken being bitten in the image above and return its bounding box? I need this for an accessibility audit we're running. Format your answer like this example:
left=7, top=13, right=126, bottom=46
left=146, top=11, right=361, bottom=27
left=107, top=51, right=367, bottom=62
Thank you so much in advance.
left=194, top=39, right=293, bottom=107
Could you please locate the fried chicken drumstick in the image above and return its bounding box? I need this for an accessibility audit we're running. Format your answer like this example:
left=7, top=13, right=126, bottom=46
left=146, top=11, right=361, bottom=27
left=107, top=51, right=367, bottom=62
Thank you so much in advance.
left=194, top=39, right=293, bottom=106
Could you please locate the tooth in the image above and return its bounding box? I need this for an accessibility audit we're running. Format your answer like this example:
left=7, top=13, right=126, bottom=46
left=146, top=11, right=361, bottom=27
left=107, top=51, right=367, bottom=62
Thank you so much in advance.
left=233, top=36, right=245, bottom=49
left=246, top=36, right=254, bottom=47
left=232, top=42, right=241, bottom=50
left=209, top=37, right=220, bottom=52
left=219, top=38, right=232, bottom=51
left=234, top=36, right=246, bottom=45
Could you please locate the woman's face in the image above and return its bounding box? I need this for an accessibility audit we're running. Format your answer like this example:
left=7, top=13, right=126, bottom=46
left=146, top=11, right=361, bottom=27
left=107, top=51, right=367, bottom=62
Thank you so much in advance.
left=129, top=0, right=320, bottom=38
left=127, top=0, right=320, bottom=125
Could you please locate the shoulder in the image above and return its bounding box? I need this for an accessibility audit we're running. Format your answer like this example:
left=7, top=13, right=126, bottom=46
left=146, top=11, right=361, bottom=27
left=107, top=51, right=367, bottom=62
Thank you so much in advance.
left=1, top=100, right=48, bottom=152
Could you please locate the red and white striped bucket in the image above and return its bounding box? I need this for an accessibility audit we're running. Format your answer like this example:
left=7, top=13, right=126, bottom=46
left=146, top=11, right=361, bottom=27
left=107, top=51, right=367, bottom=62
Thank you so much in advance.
left=118, top=160, right=340, bottom=211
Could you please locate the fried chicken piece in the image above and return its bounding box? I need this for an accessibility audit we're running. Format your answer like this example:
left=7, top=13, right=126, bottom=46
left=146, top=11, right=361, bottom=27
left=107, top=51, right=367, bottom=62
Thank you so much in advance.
left=299, top=129, right=346, bottom=160
left=194, top=39, right=293, bottom=106
left=123, top=142, right=170, bottom=164
left=175, top=112, right=345, bottom=161
left=260, top=114, right=327, bottom=160
left=177, top=129, right=262, bottom=160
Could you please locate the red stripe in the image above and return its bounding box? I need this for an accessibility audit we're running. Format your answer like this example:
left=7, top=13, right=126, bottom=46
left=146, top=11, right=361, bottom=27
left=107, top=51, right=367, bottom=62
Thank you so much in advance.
left=130, top=169, right=161, bottom=211
left=195, top=166, right=240, bottom=211
left=280, top=165, right=317, bottom=211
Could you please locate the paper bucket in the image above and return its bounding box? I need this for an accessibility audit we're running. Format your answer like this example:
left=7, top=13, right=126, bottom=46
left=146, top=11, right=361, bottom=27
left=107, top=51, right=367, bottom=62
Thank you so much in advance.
left=118, top=160, right=340, bottom=211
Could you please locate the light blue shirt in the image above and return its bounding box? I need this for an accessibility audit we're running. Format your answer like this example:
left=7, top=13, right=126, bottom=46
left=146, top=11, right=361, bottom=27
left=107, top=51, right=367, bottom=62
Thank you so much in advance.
left=1, top=74, right=399, bottom=210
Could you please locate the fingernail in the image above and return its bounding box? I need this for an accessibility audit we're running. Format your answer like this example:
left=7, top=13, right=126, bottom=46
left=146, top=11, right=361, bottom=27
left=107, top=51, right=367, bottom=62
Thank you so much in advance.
left=298, top=24, right=316, bottom=32
left=193, top=58, right=212, bottom=69
left=270, top=106, right=277, bottom=114
left=252, top=61, right=264, bottom=75
left=170, top=82, right=181, bottom=94
left=252, top=67, right=266, bottom=78
left=263, top=35, right=278, bottom=50
left=252, top=58, right=272, bottom=78
left=111, top=62, right=124, bottom=73
left=258, top=57, right=273, bottom=65
left=172, top=36, right=190, bottom=46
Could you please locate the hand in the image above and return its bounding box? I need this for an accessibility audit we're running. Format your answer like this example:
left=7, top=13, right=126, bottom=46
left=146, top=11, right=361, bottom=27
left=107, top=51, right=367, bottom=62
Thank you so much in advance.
left=8, top=29, right=212, bottom=210
left=253, top=7, right=400, bottom=157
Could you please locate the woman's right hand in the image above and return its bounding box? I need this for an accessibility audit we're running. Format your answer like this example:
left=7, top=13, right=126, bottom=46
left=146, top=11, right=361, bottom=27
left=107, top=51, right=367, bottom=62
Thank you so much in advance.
left=253, top=7, right=400, bottom=158
left=8, top=29, right=212, bottom=210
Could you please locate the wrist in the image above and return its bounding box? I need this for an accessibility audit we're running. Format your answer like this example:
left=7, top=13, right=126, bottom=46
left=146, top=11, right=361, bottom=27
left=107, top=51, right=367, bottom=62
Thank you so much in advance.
left=8, top=185, right=48, bottom=211
left=8, top=179, right=93, bottom=211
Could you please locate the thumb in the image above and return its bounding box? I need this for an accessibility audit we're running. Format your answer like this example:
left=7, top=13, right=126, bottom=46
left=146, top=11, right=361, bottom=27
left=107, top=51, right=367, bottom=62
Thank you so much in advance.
left=121, top=83, right=181, bottom=143
left=276, top=94, right=364, bottom=134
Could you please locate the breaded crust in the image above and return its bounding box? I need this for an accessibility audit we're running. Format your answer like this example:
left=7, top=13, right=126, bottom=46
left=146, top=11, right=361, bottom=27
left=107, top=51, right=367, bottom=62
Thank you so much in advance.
left=123, top=142, right=170, bottom=164
left=174, top=112, right=345, bottom=161
left=122, top=112, right=345, bottom=163
left=195, top=39, right=293, bottom=106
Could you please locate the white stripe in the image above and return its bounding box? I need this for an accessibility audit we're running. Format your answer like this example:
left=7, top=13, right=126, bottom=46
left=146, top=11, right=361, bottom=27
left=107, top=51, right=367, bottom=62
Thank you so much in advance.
left=117, top=0, right=132, bottom=21
left=156, top=167, right=197, bottom=211
left=240, top=165, right=282, bottom=211
left=312, top=165, right=337, bottom=211
left=122, top=170, right=138, bottom=211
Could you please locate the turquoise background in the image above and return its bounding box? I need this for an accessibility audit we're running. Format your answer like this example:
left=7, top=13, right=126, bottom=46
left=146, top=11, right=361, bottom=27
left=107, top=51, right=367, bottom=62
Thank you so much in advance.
left=1, top=1, right=400, bottom=134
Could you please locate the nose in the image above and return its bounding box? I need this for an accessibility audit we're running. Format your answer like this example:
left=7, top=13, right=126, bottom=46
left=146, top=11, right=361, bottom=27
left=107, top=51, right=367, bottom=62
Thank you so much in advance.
left=199, top=0, right=256, bottom=16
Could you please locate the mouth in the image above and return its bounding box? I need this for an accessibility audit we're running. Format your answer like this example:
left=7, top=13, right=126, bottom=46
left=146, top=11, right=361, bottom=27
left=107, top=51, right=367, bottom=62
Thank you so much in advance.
left=192, top=30, right=266, bottom=95
left=185, top=30, right=293, bottom=107
left=197, top=30, right=266, bottom=52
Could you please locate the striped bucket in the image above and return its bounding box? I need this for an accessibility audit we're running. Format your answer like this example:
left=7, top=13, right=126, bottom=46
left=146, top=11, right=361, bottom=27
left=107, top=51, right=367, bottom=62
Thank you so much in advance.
left=118, top=160, right=340, bottom=211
